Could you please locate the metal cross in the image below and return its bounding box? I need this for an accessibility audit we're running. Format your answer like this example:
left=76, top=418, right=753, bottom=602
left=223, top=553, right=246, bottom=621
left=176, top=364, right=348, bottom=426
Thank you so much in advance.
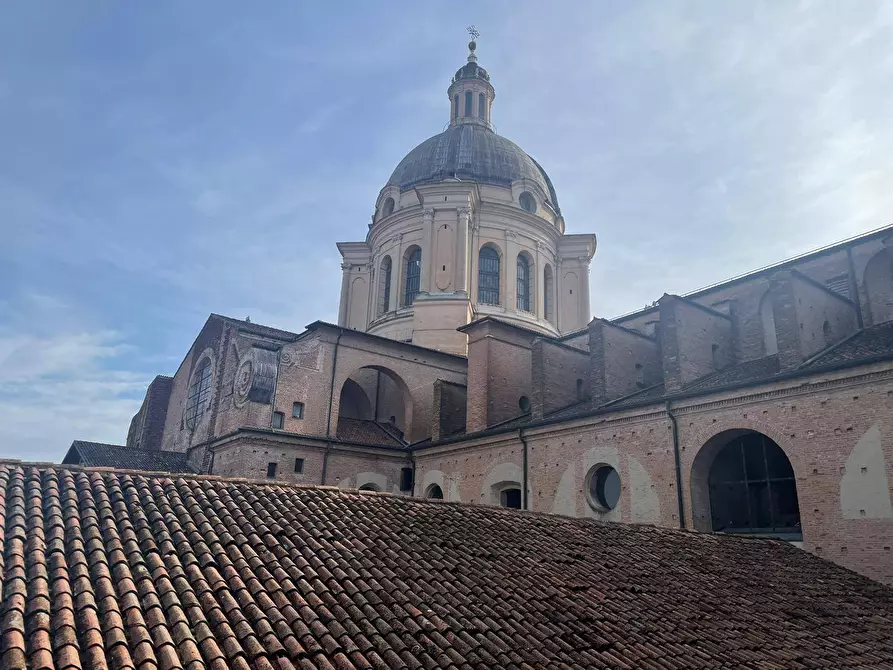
left=467, top=25, right=480, bottom=41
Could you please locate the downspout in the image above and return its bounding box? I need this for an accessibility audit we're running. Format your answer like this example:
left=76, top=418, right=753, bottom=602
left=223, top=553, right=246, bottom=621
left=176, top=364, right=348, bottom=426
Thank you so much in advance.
left=519, top=427, right=529, bottom=510
left=410, top=449, right=417, bottom=497
left=322, top=330, right=344, bottom=485
left=666, top=402, right=686, bottom=529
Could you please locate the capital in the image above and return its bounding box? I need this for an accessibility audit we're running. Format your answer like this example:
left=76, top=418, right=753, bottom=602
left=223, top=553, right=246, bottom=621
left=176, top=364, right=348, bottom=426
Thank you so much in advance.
left=422, top=208, right=435, bottom=222
left=457, top=206, right=471, bottom=219
left=341, top=263, right=351, bottom=271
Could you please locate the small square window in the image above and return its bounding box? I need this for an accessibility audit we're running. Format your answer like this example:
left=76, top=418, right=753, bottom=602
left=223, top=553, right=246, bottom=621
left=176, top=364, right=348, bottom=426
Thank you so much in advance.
left=294, top=458, right=304, bottom=474
left=267, top=462, right=277, bottom=478
left=292, top=402, right=304, bottom=419
left=272, top=411, right=284, bottom=429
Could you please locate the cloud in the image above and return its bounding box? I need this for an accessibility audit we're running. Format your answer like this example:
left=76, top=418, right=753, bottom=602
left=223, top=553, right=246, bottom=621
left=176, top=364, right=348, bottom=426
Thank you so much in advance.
left=0, top=328, right=147, bottom=460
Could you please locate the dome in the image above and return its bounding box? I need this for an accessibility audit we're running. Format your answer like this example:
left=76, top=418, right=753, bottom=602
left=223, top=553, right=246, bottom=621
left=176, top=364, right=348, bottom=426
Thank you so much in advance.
left=386, top=124, right=561, bottom=214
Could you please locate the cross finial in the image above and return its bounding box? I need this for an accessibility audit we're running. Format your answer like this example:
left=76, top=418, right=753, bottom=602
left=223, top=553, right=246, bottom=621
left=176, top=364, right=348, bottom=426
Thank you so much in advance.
left=467, top=25, right=480, bottom=41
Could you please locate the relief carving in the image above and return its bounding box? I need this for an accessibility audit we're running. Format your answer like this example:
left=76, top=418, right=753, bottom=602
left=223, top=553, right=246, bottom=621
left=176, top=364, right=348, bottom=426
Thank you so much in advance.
left=232, top=342, right=280, bottom=408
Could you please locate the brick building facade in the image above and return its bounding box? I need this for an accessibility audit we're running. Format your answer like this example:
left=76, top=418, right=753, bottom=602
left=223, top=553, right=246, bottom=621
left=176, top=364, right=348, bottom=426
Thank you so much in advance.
left=67, top=42, right=893, bottom=585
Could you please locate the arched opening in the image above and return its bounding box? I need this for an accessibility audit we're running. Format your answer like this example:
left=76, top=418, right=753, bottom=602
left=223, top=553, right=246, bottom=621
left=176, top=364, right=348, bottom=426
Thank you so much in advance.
left=358, top=483, right=380, bottom=492
left=336, top=365, right=413, bottom=445
left=519, top=192, right=536, bottom=213
left=425, top=484, right=444, bottom=499
left=478, top=92, right=486, bottom=119
left=478, top=245, right=501, bottom=305
left=822, top=319, right=833, bottom=345
left=692, top=429, right=801, bottom=540
left=382, top=197, right=395, bottom=217
left=544, top=264, right=554, bottom=324
left=337, top=378, right=373, bottom=421
left=464, top=91, right=472, bottom=116
left=759, top=291, right=778, bottom=356
left=378, top=256, right=392, bottom=316
left=403, top=246, right=421, bottom=306
left=864, top=248, right=893, bottom=324
left=516, top=253, right=532, bottom=312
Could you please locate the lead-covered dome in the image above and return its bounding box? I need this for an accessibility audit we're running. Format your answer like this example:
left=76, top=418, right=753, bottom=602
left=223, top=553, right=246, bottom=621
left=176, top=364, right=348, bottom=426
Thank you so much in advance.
left=386, top=124, right=561, bottom=213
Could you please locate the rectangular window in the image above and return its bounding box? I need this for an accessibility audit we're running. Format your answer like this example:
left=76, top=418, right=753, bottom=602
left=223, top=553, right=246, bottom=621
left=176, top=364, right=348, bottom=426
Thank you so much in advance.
left=272, top=411, right=284, bottom=429
left=292, top=402, right=304, bottom=419
left=266, top=462, right=277, bottom=478
left=478, top=92, right=486, bottom=119
left=399, top=467, right=413, bottom=492
left=464, top=91, right=472, bottom=116
left=294, top=458, right=304, bottom=474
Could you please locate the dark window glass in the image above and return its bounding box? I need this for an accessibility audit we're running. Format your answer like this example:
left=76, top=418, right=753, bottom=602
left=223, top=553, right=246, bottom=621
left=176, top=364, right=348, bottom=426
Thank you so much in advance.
left=184, top=358, right=212, bottom=429
left=382, top=197, right=395, bottom=216
left=400, top=467, right=414, bottom=492
left=517, top=255, right=531, bottom=311
left=272, top=411, right=284, bottom=429
left=519, top=395, right=531, bottom=413
left=478, top=246, right=500, bottom=304
left=708, top=433, right=801, bottom=538
left=292, top=402, right=304, bottom=419
left=404, top=248, right=421, bottom=305
left=294, top=458, right=304, bottom=474
left=453, top=94, right=459, bottom=120
left=478, top=93, right=486, bottom=118
left=427, top=484, right=444, bottom=499
left=267, top=462, right=277, bottom=478
left=464, top=91, right=472, bottom=116
left=519, top=191, right=536, bottom=212
left=501, top=488, right=522, bottom=509
left=359, top=483, right=380, bottom=492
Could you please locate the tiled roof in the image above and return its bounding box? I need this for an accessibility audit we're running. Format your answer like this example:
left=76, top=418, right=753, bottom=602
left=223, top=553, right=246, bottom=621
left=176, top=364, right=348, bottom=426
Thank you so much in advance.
left=63, top=441, right=196, bottom=473
left=803, top=320, right=893, bottom=369
left=602, top=382, right=667, bottom=410
left=2, top=463, right=892, bottom=670
left=336, top=418, right=404, bottom=448
left=683, top=355, right=781, bottom=393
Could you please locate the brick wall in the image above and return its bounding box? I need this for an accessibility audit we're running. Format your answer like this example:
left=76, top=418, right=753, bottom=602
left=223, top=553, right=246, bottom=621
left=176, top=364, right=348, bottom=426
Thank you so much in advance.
left=531, top=338, right=590, bottom=419
left=771, top=270, right=859, bottom=369
left=463, top=319, right=535, bottom=431
left=660, top=295, right=735, bottom=392
left=432, top=380, right=467, bottom=441
left=589, top=319, right=662, bottom=405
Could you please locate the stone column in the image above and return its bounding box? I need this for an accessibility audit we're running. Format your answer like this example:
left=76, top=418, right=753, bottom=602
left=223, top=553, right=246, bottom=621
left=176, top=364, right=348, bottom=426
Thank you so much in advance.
left=579, top=256, right=592, bottom=327
left=504, top=229, right=518, bottom=310
left=535, top=241, right=545, bottom=319
left=420, top=208, right=434, bottom=294
left=555, top=256, right=563, bottom=332
left=456, top=207, right=471, bottom=295
left=338, top=263, right=351, bottom=326
left=391, top=233, right=404, bottom=308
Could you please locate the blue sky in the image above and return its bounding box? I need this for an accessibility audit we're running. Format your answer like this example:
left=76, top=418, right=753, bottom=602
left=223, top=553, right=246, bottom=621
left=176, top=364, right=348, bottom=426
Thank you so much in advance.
left=2, top=2, right=892, bottom=459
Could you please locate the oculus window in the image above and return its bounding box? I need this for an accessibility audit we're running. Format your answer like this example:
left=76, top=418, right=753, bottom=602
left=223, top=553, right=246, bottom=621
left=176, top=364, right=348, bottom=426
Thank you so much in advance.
left=586, top=465, right=621, bottom=512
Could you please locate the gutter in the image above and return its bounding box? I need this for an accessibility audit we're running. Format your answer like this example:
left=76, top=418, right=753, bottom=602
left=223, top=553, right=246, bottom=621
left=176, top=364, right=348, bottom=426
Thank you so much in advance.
left=666, top=401, right=686, bottom=529
left=322, top=330, right=344, bottom=484
left=519, top=427, right=529, bottom=510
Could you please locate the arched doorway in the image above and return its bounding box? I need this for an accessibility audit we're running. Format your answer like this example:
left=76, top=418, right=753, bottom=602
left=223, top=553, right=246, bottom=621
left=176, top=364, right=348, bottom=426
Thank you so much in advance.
left=692, top=429, right=802, bottom=540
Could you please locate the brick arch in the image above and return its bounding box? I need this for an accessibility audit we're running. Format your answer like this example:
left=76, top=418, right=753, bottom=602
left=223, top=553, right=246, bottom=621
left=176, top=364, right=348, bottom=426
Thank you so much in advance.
left=687, top=416, right=802, bottom=533
left=334, top=364, right=414, bottom=438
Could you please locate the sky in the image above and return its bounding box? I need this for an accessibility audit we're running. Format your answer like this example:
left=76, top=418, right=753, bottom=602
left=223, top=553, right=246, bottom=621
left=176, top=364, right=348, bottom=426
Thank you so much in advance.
left=2, top=1, right=893, bottom=460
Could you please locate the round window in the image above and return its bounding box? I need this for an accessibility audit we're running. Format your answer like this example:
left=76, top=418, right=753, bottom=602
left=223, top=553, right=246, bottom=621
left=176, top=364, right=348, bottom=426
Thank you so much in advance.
left=519, top=395, right=531, bottom=413
left=585, top=465, right=621, bottom=512
left=519, top=192, right=536, bottom=213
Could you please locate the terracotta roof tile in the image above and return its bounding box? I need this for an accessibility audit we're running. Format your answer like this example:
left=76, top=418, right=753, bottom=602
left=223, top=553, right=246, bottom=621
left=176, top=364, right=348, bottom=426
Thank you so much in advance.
left=1, top=463, right=893, bottom=668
